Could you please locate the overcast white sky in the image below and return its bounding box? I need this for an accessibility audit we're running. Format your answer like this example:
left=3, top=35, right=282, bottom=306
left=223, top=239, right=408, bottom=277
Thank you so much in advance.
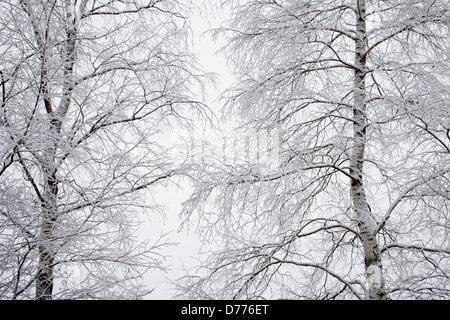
left=144, top=3, right=233, bottom=299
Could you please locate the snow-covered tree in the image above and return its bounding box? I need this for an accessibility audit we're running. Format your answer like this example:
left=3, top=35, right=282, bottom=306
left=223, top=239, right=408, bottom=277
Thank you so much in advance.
left=178, top=0, right=450, bottom=300
left=0, top=0, right=206, bottom=299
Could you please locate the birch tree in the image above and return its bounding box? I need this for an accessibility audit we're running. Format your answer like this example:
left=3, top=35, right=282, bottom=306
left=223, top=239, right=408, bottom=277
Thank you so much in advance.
left=178, top=0, right=450, bottom=300
left=0, top=0, right=205, bottom=299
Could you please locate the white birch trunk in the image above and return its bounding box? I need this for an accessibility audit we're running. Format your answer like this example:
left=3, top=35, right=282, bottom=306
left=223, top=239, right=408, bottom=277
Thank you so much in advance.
left=351, top=0, right=386, bottom=300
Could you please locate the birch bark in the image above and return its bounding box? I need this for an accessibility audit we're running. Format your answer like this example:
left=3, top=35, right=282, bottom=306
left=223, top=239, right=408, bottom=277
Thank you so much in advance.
left=351, top=0, right=386, bottom=300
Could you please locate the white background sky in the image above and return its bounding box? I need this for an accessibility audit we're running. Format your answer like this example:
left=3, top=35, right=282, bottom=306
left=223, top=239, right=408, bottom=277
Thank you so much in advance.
left=144, top=2, right=233, bottom=299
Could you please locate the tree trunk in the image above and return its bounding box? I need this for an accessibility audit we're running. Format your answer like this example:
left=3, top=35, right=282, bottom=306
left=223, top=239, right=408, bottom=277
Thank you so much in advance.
left=35, top=169, right=58, bottom=300
left=34, top=2, right=78, bottom=299
left=35, top=136, right=59, bottom=300
left=351, top=0, right=386, bottom=300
